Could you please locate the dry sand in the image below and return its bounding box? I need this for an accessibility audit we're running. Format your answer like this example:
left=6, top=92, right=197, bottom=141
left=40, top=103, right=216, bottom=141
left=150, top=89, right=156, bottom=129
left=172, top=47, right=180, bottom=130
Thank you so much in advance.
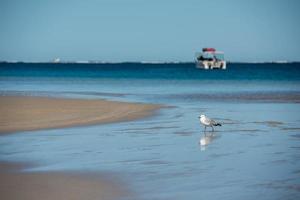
left=0, top=162, right=132, bottom=200
left=0, top=95, right=160, bottom=134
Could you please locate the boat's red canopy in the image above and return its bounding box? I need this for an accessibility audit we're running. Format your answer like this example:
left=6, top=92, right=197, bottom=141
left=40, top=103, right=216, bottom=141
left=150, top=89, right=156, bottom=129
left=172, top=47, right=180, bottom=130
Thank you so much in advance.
left=202, top=48, right=216, bottom=52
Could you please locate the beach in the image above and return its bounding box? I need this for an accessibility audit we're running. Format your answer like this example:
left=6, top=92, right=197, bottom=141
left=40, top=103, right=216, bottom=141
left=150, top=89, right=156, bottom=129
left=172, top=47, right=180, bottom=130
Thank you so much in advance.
left=1, top=0, right=300, bottom=198
left=0, top=95, right=160, bottom=200
left=0, top=162, right=131, bottom=200
left=0, top=95, right=160, bottom=134
left=0, top=63, right=300, bottom=200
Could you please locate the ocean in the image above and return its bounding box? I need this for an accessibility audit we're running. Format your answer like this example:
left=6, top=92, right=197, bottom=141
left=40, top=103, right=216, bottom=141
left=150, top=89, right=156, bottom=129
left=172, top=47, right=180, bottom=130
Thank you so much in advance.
left=0, top=62, right=300, bottom=200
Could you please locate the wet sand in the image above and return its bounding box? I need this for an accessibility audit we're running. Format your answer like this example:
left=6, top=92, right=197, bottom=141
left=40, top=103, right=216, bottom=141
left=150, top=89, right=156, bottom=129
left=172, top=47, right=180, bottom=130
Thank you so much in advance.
left=0, top=162, right=131, bottom=200
left=0, top=96, right=160, bottom=134
left=0, top=95, right=157, bottom=199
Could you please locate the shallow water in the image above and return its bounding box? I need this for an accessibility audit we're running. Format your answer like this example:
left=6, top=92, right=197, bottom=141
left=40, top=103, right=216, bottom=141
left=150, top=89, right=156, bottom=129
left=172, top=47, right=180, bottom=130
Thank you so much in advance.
left=0, top=63, right=300, bottom=199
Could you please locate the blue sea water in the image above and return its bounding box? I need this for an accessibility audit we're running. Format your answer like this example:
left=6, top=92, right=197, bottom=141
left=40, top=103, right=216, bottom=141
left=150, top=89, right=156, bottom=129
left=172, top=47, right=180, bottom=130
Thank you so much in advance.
left=0, top=62, right=300, bottom=200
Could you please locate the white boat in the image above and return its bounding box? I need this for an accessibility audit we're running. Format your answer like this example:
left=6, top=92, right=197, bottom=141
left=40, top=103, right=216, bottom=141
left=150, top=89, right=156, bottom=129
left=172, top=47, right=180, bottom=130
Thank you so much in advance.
left=195, top=48, right=226, bottom=69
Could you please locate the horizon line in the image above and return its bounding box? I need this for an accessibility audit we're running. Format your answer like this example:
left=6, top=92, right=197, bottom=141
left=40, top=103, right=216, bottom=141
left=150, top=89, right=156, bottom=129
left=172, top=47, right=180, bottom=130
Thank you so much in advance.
left=0, top=60, right=300, bottom=64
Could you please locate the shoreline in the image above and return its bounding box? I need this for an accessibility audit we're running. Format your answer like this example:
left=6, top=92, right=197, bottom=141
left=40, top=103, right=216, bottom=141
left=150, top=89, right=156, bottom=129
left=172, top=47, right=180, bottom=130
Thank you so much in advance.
left=0, top=95, right=161, bottom=134
left=0, top=95, right=155, bottom=199
left=0, top=161, right=133, bottom=200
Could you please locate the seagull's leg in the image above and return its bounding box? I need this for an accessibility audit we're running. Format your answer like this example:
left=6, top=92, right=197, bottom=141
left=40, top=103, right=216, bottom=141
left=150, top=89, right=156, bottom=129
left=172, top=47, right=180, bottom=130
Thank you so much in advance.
left=204, top=126, right=207, bottom=135
left=212, top=126, right=214, bottom=132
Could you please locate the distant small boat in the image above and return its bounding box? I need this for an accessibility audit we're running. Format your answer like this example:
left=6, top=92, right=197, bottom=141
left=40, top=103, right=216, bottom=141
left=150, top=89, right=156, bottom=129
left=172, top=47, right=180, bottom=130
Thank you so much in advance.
left=195, top=48, right=226, bottom=69
left=53, top=58, right=61, bottom=63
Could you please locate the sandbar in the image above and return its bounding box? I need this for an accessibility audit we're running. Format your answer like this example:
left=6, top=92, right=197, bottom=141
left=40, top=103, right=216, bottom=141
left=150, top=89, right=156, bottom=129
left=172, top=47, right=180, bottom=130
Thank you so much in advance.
left=0, top=95, right=160, bottom=134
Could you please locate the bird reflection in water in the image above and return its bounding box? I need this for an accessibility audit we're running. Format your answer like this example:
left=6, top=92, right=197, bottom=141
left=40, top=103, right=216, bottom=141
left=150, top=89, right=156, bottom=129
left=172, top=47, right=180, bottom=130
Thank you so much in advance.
left=199, top=131, right=220, bottom=151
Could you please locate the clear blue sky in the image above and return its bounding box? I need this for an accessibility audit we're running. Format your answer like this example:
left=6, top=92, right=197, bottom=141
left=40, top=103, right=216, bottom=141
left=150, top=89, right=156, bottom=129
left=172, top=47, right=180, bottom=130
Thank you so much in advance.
left=0, top=0, right=299, bottom=62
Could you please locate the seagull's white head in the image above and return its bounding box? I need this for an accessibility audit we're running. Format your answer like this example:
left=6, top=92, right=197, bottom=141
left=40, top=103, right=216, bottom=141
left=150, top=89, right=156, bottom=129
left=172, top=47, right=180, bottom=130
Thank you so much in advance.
left=199, top=114, right=205, bottom=119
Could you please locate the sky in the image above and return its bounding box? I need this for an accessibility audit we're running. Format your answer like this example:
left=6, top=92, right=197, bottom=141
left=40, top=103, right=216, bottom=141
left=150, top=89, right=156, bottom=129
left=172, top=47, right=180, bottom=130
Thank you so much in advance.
left=0, top=0, right=299, bottom=62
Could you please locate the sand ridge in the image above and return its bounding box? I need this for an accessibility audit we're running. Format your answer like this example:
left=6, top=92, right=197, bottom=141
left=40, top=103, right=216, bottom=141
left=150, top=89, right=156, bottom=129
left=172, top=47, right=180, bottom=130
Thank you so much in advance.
left=0, top=96, right=161, bottom=134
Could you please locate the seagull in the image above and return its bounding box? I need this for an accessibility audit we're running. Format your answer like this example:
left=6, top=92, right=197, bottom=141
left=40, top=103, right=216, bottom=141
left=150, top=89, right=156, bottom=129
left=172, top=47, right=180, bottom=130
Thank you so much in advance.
left=198, top=114, right=221, bottom=132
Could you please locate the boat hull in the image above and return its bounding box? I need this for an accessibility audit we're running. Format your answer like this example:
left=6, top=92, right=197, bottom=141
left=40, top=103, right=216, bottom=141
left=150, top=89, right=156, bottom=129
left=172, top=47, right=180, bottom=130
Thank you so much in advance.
left=196, top=60, right=226, bottom=70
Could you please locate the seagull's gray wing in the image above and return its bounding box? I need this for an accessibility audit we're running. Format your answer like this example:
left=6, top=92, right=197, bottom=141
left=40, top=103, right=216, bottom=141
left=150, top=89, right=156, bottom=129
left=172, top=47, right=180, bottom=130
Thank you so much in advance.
left=211, top=118, right=222, bottom=126
left=204, top=117, right=213, bottom=125
left=206, top=117, right=221, bottom=126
